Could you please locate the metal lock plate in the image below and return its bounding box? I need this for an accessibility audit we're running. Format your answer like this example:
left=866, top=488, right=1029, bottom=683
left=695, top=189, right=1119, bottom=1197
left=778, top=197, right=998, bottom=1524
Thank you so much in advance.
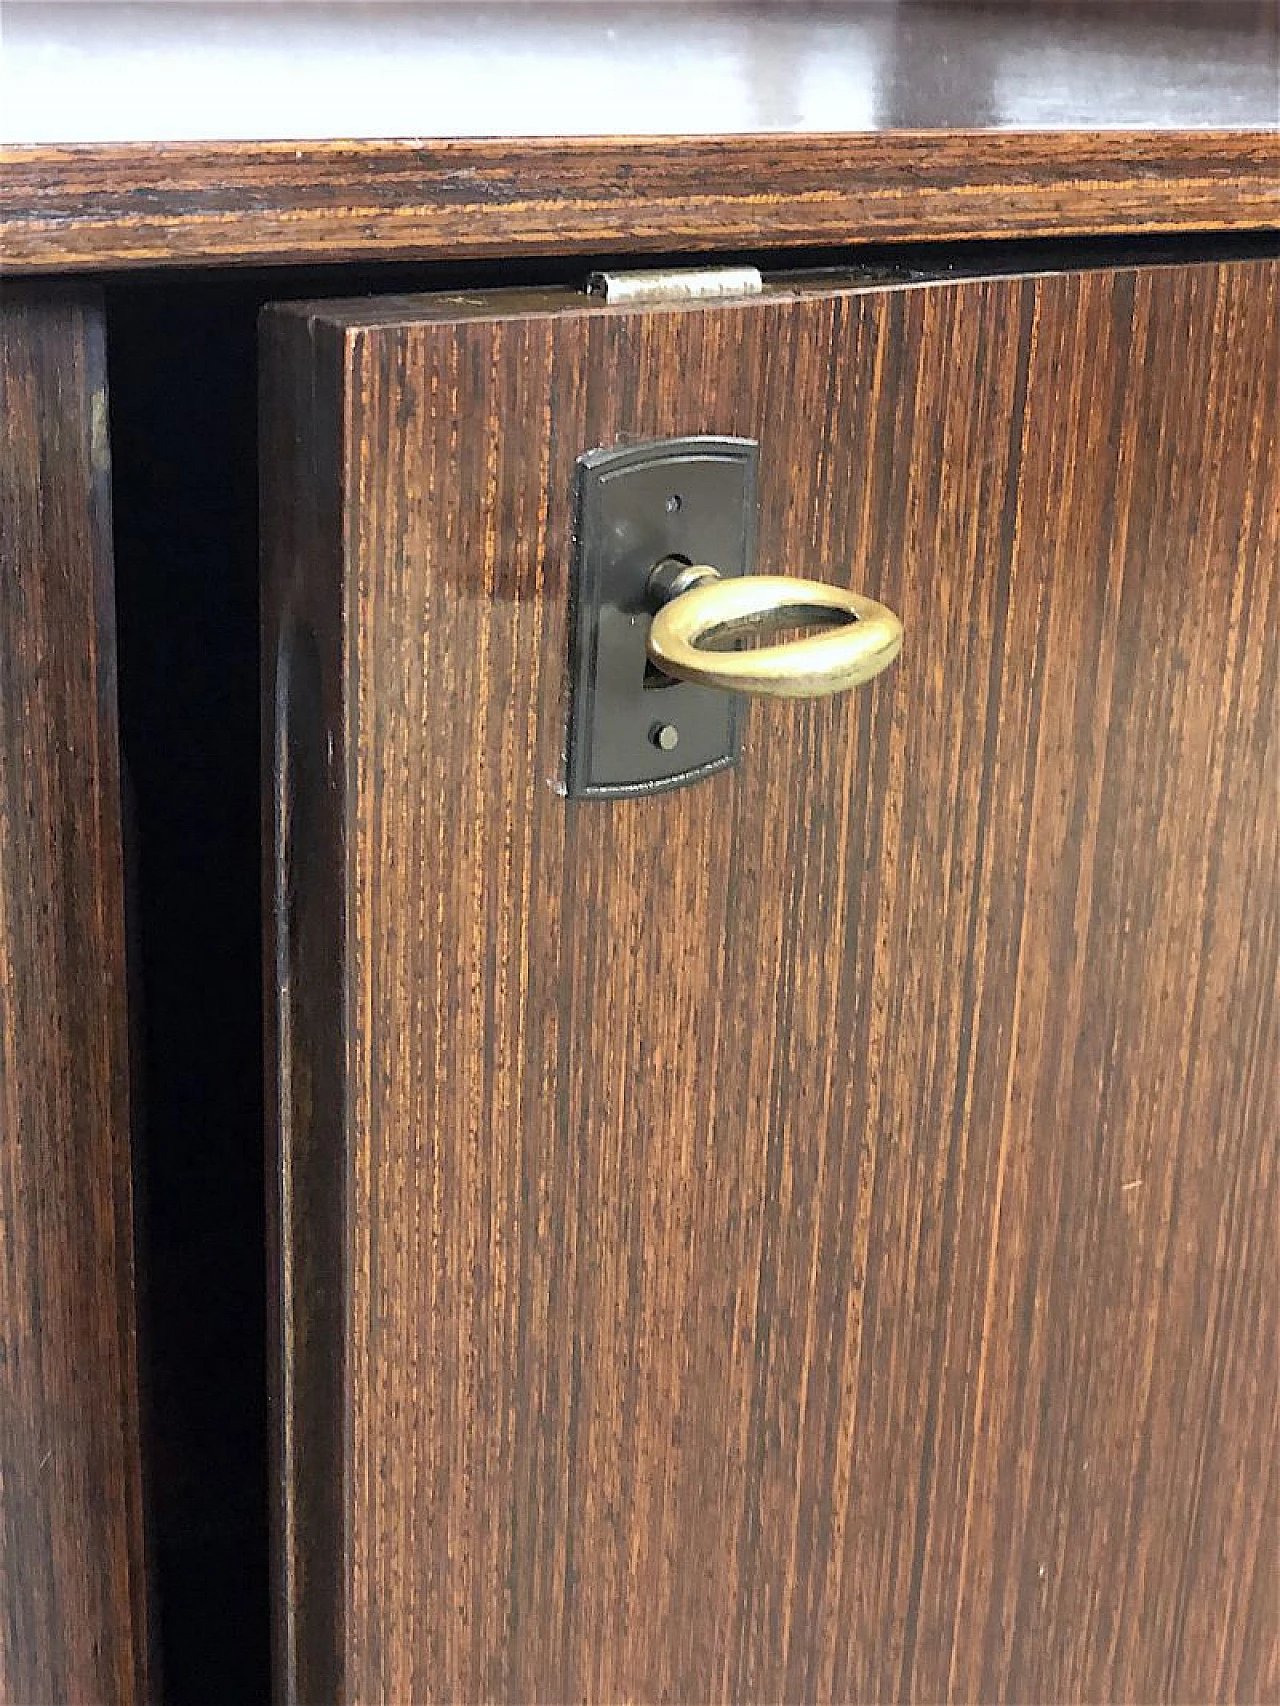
left=566, top=436, right=757, bottom=799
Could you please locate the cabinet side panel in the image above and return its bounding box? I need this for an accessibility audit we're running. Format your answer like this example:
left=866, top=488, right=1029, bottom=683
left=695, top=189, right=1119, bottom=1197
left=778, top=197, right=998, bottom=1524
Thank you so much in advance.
left=0, top=289, right=149, bottom=1703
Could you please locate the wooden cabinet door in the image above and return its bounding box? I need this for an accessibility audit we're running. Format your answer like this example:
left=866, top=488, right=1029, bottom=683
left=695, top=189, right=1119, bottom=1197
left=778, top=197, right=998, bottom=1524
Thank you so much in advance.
left=261, top=260, right=1278, bottom=1706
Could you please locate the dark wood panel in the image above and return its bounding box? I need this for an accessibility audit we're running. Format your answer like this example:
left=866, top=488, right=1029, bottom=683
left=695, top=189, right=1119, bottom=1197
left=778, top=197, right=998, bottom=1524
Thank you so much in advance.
left=262, top=258, right=1279, bottom=1704
left=5, top=127, right=1276, bottom=274
left=0, top=290, right=149, bottom=1702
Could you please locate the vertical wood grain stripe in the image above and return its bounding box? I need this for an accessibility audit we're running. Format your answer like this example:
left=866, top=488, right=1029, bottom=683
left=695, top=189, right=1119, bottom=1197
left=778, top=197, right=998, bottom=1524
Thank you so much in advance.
left=0, top=288, right=149, bottom=1704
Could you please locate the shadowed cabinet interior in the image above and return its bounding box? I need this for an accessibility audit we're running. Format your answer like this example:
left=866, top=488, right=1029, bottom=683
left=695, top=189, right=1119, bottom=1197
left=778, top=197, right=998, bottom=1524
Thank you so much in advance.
left=261, top=260, right=1278, bottom=1704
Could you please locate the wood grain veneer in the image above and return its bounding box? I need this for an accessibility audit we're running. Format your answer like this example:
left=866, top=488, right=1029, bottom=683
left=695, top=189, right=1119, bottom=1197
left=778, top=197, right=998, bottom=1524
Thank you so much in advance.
left=5, top=129, right=1276, bottom=274
left=263, top=258, right=1279, bottom=1704
left=0, top=289, right=149, bottom=1704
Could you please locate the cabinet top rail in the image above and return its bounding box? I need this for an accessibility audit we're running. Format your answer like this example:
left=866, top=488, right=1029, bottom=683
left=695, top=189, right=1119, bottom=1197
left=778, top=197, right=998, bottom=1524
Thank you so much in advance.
left=2, top=1, right=1275, bottom=272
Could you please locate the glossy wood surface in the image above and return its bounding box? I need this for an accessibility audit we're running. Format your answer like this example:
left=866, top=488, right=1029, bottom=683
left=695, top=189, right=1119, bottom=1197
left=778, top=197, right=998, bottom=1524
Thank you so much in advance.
left=0, top=290, right=149, bottom=1704
left=263, top=258, right=1279, bottom=1704
left=3, top=0, right=1276, bottom=271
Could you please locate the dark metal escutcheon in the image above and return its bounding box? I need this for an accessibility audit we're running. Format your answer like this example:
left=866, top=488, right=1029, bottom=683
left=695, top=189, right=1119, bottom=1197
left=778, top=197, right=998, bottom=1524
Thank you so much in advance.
left=566, top=435, right=757, bottom=798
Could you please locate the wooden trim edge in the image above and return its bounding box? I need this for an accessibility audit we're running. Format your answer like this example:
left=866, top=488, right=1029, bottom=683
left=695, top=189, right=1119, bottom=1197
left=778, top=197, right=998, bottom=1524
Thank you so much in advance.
left=2, top=130, right=1276, bottom=272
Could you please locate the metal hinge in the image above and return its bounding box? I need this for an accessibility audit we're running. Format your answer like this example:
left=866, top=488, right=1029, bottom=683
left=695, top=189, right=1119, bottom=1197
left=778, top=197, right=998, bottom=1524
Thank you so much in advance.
left=585, top=265, right=764, bottom=306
